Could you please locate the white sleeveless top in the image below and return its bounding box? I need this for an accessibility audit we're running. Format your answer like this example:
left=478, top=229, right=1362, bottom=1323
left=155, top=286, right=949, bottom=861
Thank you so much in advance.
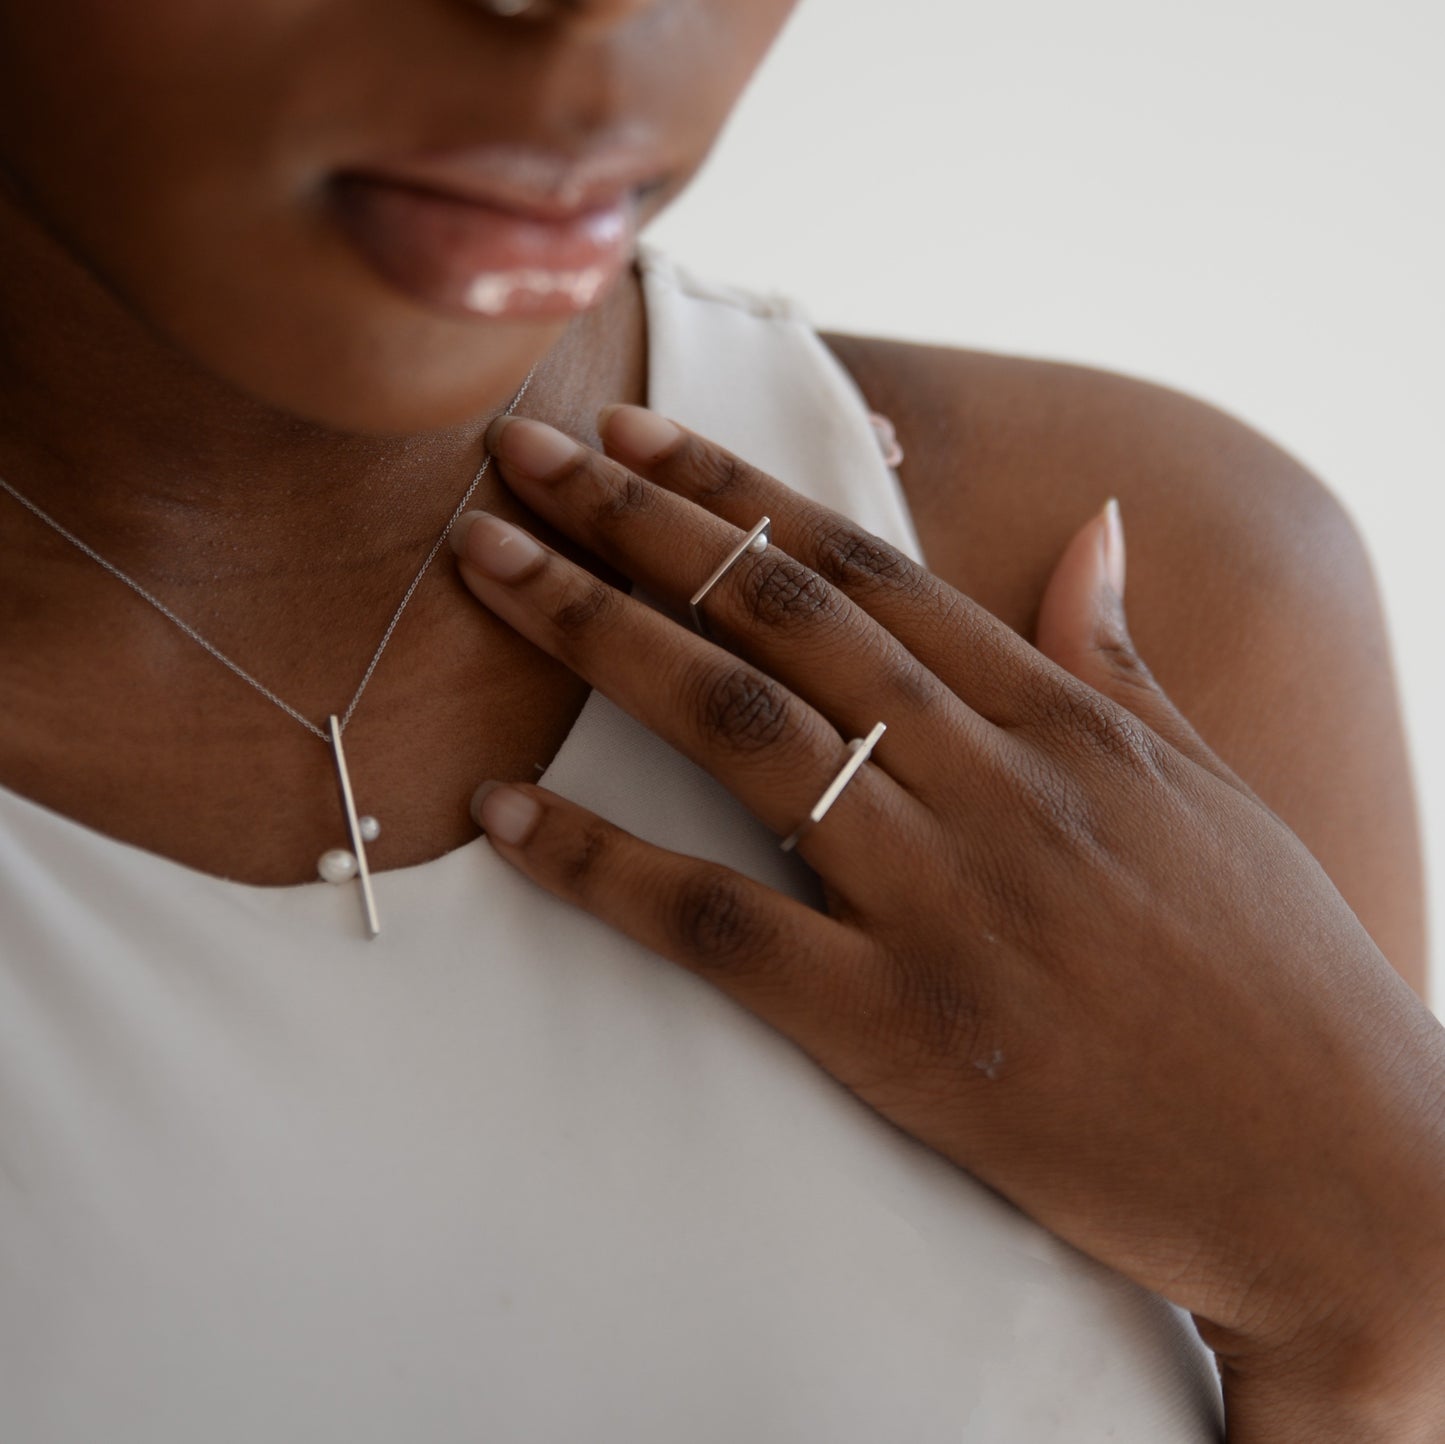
left=0, top=248, right=1225, bottom=1442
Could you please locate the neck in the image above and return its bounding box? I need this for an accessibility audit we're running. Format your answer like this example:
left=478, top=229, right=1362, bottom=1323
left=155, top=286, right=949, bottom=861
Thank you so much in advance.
left=0, top=190, right=646, bottom=710
left=0, top=209, right=646, bottom=883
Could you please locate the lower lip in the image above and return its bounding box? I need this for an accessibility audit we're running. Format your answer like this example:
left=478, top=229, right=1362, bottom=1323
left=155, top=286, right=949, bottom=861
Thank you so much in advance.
left=330, top=177, right=635, bottom=322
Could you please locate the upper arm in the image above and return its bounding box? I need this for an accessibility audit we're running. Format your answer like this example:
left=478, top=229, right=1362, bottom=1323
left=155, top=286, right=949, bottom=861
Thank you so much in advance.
left=824, top=333, right=1428, bottom=998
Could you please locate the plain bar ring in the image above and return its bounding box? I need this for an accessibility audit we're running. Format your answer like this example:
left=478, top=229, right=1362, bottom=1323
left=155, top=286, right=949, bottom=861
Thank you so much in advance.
left=688, top=517, right=771, bottom=633
left=781, top=722, right=888, bottom=853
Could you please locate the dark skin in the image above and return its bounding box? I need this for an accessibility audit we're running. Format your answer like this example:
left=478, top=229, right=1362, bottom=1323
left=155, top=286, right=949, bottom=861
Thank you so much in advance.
left=0, top=0, right=702, bottom=880
left=827, top=337, right=1427, bottom=996
left=0, top=0, right=1436, bottom=1438
left=458, top=405, right=1445, bottom=1443
left=0, top=196, right=642, bottom=883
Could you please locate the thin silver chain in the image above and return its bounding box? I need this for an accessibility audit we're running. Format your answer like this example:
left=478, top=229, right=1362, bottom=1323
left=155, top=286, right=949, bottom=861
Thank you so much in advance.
left=0, top=366, right=537, bottom=744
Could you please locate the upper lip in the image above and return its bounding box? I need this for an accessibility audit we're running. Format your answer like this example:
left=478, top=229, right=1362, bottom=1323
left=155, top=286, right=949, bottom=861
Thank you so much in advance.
left=339, top=140, right=668, bottom=222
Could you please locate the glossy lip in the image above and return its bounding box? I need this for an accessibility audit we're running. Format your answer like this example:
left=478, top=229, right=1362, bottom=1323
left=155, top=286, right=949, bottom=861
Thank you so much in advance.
left=341, top=139, right=671, bottom=223
left=330, top=177, right=641, bottom=323
left=329, top=138, right=667, bottom=322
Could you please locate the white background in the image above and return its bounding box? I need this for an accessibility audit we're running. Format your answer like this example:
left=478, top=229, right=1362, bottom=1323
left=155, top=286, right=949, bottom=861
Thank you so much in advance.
left=648, top=0, right=1444, bottom=1014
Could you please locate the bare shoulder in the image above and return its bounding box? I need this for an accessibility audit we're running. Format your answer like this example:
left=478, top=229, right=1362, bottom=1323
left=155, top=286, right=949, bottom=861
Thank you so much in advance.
left=823, top=332, right=1427, bottom=995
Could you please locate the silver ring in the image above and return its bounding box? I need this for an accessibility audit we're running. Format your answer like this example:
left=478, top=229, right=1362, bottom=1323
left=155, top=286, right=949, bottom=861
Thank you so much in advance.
left=688, top=517, right=770, bottom=633
left=781, top=722, right=887, bottom=853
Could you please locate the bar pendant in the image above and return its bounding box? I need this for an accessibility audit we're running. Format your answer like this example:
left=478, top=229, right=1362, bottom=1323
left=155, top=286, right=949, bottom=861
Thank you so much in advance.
left=327, top=715, right=381, bottom=938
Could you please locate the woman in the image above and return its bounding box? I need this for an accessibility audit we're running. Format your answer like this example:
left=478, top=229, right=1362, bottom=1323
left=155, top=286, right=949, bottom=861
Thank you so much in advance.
left=0, top=1, right=1439, bottom=1440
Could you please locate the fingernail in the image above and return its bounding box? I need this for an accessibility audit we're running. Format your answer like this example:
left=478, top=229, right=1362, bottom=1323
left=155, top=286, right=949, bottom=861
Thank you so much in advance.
left=1100, top=498, right=1126, bottom=600
left=599, top=404, right=683, bottom=462
left=486, top=415, right=581, bottom=480
left=472, top=782, right=541, bottom=845
left=452, top=511, right=544, bottom=580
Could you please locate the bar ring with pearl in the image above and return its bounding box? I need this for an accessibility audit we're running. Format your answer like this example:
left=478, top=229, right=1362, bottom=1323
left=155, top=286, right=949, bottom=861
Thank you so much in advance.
left=688, top=517, right=771, bottom=634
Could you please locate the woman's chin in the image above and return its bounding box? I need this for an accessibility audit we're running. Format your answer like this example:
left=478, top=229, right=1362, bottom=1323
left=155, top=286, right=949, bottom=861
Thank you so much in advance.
left=168, top=258, right=635, bottom=439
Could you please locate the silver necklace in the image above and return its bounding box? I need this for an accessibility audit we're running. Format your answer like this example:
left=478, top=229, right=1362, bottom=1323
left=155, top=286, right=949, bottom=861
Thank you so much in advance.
left=0, top=366, right=538, bottom=939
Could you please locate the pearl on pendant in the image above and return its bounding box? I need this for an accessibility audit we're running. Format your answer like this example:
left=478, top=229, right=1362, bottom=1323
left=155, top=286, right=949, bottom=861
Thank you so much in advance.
left=358, top=815, right=381, bottom=843
left=747, top=532, right=768, bottom=554
left=317, top=848, right=359, bottom=884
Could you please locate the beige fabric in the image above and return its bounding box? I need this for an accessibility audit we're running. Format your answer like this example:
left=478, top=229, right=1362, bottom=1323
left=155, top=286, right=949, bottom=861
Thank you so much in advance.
left=0, top=247, right=1224, bottom=1442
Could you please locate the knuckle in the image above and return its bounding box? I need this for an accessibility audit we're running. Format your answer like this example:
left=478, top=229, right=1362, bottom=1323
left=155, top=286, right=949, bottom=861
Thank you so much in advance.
left=696, top=663, right=800, bottom=754
left=551, top=574, right=616, bottom=641
left=932, top=588, right=1021, bottom=663
left=809, top=517, right=918, bottom=594
left=1024, top=671, right=1088, bottom=732
left=670, top=868, right=767, bottom=968
left=1086, top=705, right=1150, bottom=774
left=687, top=442, right=753, bottom=501
left=556, top=820, right=610, bottom=894
left=597, top=466, right=655, bottom=523
left=1099, top=709, right=1168, bottom=779
left=741, top=553, right=843, bottom=629
left=1041, top=676, right=1170, bottom=783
